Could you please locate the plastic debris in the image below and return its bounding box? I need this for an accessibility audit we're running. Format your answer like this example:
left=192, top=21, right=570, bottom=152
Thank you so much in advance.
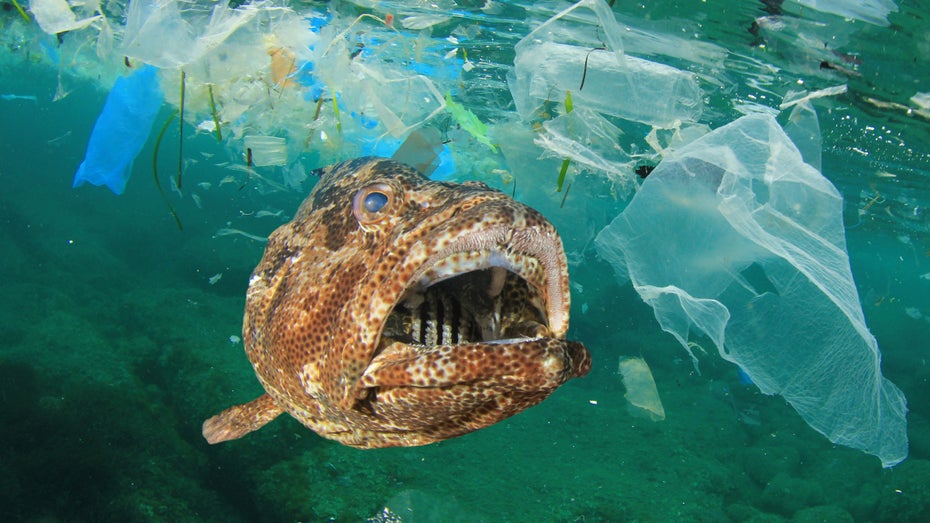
left=243, top=135, right=287, bottom=167
left=911, top=92, right=930, bottom=109
left=793, top=0, right=898, bottom=27
left=444, top=93, right=496, bottom=152
left=283, top=163, right=307, bottom=191
left=73, top=65, right=164, bottom=195
left=779, top=84, right=848, bottom=110
left=535, top=107, right=633, bottom=186
left=123, top=0, right=262, bottom=69
left=595, top=113, right=908, bottom=467
left=781, top=100, right=823, bottom=170
left=29, top=0, right=102, bottom=35
left=0, top=93, right=38, bottom=102
left=509, top=0, right=702, bottom=128
left=399, top=14, right=451, bottom=30
left=359, top=66, right=446, bottom=138
left=391, top=128, right=444, bottom=177
left=618, top=357, right=665, bottom=421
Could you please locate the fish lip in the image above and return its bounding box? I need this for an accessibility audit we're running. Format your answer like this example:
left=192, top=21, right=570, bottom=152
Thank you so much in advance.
left=402, top=224, right=570, bottom=339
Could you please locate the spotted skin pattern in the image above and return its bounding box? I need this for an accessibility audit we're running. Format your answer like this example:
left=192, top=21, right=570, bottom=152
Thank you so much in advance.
left=202, top=157, right=590, bottom=448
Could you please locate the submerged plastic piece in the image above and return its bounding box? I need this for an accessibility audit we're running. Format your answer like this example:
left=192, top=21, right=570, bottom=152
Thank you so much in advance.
left=444, top=93, right=496, bottom=152
left=360, top=65, right=446, bottom=138
left=392, top=128, right=444, bottom=177
left=781, top=99, right=822, bottom=170
left=792, top=0, right=898, bottom=26
left=362, top=129, right=455, bottom=181
left=618, top=357, right=665, bottom=421
left=29, top=0, right=102, bottom=35
left=779, top=85, right=847, bottom=110
left=123, top=0, right=260, bottom=69
left=243, top=136, right=287, bottom=167
left=73, top=65, right=164, bottom=195
left=737, top=367, right=754, bottom=386
left=509, top=0, right=702, bottom=128
left=535, top=107, right=634, bottom=187
left=595, top=113, right=908, bottom=467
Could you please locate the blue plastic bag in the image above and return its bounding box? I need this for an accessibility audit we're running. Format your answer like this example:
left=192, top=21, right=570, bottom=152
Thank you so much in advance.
left=73, top=65, right=163, bottom=195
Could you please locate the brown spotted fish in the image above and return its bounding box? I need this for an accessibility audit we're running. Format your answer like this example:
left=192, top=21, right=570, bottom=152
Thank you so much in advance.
left=202, top=157, right=590, bottom=448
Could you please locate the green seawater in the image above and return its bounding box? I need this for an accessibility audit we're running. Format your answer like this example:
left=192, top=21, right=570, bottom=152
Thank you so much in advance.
left=1, top=1, right=929, bottom=521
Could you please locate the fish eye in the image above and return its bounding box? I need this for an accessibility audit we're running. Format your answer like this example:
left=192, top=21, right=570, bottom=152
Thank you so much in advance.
left=353, top=183, right=394, bottom=226
left=364, top=191, right=389, bottom=213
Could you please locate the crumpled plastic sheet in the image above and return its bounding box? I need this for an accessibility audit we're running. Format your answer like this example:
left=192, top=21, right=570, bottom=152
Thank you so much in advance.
left=509, top=0, right=702, bottom=128
left=29, top=0, right=102, bottom=35
left=73, top=65, right=164, bottom=195
left=595, top=113, right=908, bottom=467
left=123, top=0, right=264, bottom=69
left=793, top=0, right=898, bottom=27
left=534, top=107, right=636, bottom=190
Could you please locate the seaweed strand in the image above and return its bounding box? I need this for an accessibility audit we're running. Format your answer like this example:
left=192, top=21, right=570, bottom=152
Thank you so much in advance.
left=10, top=0, right=30, bottom=22
left=580, top=47, right=606, bottom=91
left=303, top=96, right=326, bottom=147
left=177, top=70, right=186, bottom=189
left=557, top=91, right=574, bottom=192
left=153, top=112, right=183, bottom=231
left=207, top=84, right=222, bottom=142
left=560, top=182, right=572, bottom=209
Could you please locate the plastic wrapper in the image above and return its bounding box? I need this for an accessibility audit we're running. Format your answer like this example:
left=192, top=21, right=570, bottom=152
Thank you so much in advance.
left=509, top=0, right=702, bottom=128
left=619, top=357, right=665, bottom=421
left=123, top=0, right=263, bottom=69
left=535, top=107, right=634, bottom=187
left=72, top=65, right=164, bottom=195
left=792, top=0, right=898, bottom=26
left=29, top=0, right=102, bottom=35
left=244, top=135, right=287, bottom=167
left=595, top=113, right=908, bottom=467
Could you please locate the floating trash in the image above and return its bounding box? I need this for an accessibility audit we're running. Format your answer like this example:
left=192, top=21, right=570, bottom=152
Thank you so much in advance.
left=596, top=113, right=908, bottom=467
left=618, top=357, right=665, bottom=422
left=72, top=65, right=163, bottom=195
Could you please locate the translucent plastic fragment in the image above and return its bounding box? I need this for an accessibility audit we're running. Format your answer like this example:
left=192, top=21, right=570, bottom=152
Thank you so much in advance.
left=595, top=113, right=908, bottom=467
left=73, top=65, right=164, bottom=195
left=779, top=85, right=847, bottom=110
left=29, top=0, right=102, bottom=35
left=358, top=64, right=446, bottom=138
left=535, top=107, right=633, bottom=180
left=792, top=0, right=898, bottom=27
left=244, top=136, right=287, bottom=167
left=399, top=14, right=451, bottom=30
left=283, top=162, right=307, bottom=191
left=509, top=0, right=702, bottom=128
left=619, top=357, right=665, bottom=421
left=123, top=0, right=261, bottom=69
left=781, top=100, right=822, bottom=170
left=910, top=92, right=930, bottom=110
left=392, top=128, right=443, bottom=177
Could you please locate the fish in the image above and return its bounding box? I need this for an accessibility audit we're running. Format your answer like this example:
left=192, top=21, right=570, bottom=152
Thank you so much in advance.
left=202, top=157, right=591, bottom=448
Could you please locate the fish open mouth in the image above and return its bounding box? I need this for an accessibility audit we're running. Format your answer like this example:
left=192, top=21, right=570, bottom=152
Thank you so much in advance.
left=383, top=266, right=547, bottom=347
left=379, top=225, right=570, bottom=353
left=355, top=221, right=590, bottom=405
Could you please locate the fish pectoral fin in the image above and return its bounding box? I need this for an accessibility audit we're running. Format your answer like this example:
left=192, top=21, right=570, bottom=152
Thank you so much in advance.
left=202, top=393, right=284, bottom=444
